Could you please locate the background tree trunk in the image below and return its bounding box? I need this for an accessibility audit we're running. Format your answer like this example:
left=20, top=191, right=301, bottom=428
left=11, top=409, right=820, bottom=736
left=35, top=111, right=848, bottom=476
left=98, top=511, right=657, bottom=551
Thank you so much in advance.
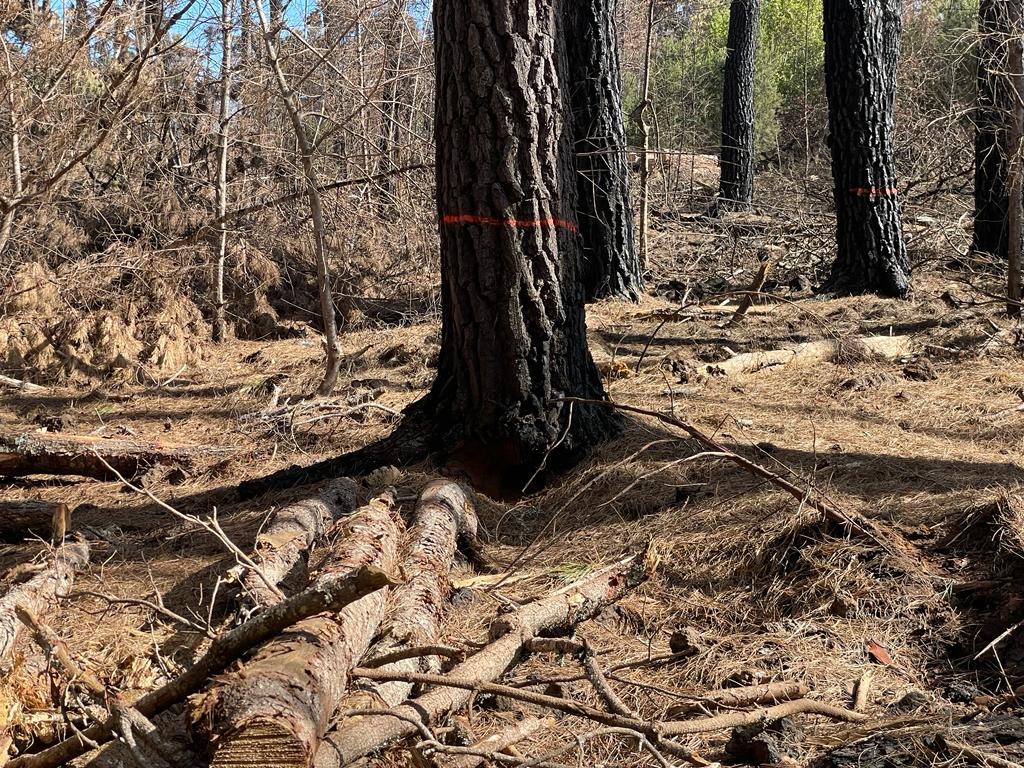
left=715, top=0, right=759, bottom=214
left=212, top=0, right=233, bottom=343
left=422, top=0, right=621, bottom=496
left=821, top=0, right=910, bottom=297
left=974, top=0, right=1009, bottom=263
left=566, top=0, right=643, bottom=302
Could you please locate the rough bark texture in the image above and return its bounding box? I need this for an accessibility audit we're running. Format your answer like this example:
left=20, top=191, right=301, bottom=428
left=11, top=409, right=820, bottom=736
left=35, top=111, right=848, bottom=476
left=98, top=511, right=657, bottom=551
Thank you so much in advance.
left=11, top=565, right=395, bottom=768
left=238, top=478, right=357, bottom=615
left=565, top=0, right=643, bottom=302
left=314, top=553, right=654, bottom=767
left=313, top=481, right=476, bottom=768
left=0, top=433, right=227, bottom=479
left=822, top=0, right=910, bottom=297
left=420, top=0, right=621, bottom=496
left=206, top=492, right=403, bottom=768
left=0, top=501, right=68, bottom=542
left=715, top=0, right=759, bottom=214
left=0, top=541, right=88, bottom=670
left=974, top=0, right=1010, bottom=262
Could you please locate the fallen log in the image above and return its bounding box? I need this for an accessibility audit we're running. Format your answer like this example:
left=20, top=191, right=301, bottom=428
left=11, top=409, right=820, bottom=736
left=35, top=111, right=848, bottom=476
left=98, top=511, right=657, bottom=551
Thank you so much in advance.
left=8, top=564, right=396, bottom=768
left=0, top=541, right=88, bottom=670
left=313, top=550, right=655, bottom=768
left=204, top=491, right=404, bottom=768
left=0, top=501, right=69, bottom=542
left=0, top=376, right=46, bottom=394
left=0, top=432, right=231, bottom=480
left=667, top=680, right=809, bottom=715
left=312, top=481, right=476, bottom=766
left=702, top=335, right=913, bottom=377
left=237, top=478, right=358, bottom=615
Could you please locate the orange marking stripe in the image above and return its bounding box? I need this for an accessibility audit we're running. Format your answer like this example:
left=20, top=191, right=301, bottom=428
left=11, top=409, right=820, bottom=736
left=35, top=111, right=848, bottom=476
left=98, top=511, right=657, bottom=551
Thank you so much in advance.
left=442, top=213, right=579, bottom=233
left=849, top=186, right=899, bottom=198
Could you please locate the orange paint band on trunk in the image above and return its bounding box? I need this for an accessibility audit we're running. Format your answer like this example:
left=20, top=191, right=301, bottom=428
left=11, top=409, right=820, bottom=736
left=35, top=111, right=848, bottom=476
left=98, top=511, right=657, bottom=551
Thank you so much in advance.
left=849, top=186, right=899, bottom=198
left=442, top=213, right=579, bottom=233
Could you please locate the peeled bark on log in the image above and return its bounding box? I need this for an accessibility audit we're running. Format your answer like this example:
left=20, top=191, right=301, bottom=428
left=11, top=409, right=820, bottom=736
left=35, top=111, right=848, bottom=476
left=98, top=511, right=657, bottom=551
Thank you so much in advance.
left=0, top=433, right=231, bottom=480
left=443, top=716, right=552, bottom=768
left=238, top=479, right=357, bottom=615
left=9, top=564, right=396, bottom=768
left=0, top=541, right=88, bottom=670
left=667, top=681, right=809, bottom=715
left=313, top=482, right=476, bottom=766
left=0, top=501, right=69, bottom=542
left=314, top=550, right=655, bottom=768
left=205, top=492, right=404, bottom=768
left=702, top=335, right=912, bottom=376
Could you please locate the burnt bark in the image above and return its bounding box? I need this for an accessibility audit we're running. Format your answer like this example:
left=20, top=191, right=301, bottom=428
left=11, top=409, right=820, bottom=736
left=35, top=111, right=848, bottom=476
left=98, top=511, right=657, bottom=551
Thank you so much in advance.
left=565, top=0, right=643, bottom=302
left=714, top=0, right=760, bottom=215
left=975, top=0, right=1010, bottom=262
left=0, top=433, right=229, bottom=480
left=0, top=542, right=88, bottom=670
left=205, top=492, right=402, bottom=768
left=237, top=478, right=357, bottom=616
left=418, top=0, right=621, bottom=497
left=821, top=0, right=910, bottom=297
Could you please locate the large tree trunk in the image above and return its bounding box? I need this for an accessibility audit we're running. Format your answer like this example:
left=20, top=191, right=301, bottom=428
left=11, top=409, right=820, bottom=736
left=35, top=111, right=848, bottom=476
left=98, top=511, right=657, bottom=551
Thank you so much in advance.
left=715, top=0, right=759, bottom=215
left=0, top=433, right=228, bottom=480
left=821, top=0, right=910, bottom=297
left=974, top=0, right=1010, bottom=263
left=0, top=542, right=89, bottom=670
left=236, top=479, right=357, bottom=616
left=204, top=493, right=402, bottom=768
left=419, top=0, right=621, bottom=497
left=565, top=0, right=643, bottom=302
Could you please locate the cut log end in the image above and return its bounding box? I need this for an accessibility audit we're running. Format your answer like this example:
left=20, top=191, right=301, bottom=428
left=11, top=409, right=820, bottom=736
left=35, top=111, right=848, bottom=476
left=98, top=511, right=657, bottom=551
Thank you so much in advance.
left=211, top=721, right=308, bottom=768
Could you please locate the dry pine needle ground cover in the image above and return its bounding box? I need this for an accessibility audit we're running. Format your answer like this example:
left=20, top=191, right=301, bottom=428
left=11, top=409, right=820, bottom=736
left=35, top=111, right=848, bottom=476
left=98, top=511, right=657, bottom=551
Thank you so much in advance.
left=2, top=207, right=1024, bottom=766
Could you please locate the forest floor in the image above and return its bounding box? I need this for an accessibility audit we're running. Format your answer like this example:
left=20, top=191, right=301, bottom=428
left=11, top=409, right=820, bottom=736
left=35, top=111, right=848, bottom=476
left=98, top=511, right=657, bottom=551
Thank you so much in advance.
left=3, top=196, right=1024, bottom=766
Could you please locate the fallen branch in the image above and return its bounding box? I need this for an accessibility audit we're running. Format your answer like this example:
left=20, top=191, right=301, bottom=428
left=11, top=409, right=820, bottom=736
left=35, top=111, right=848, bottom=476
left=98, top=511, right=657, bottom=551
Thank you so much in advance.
left=667, top=680, right=809, bottom=715
left=0, top=432, right=231, bottom=480
left=0, top=375, right=45, bottom=394
left=8, top=563, right=396, bottom=768
left=204, top=492, right=404, bottom=768
left=701, top=335, right=913, bottom=377
left=728, top=255, right=777, bottom=327
left=235, top=478, right=357, bottom=615
left=443, top=716, right=554, bottom=768
left=0, top=541, right=88, bottom=670
left=935, top=734, right=1024, bottom=768
left=313, top=551, right=656, bottom=768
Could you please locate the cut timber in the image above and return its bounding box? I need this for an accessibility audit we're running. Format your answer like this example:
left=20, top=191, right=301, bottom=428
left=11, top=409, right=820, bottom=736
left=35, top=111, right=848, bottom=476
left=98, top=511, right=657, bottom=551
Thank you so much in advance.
left=0, top=542, right=88, bottom=670
left=314, top=481, right=476, bottom=766
left=206, top=491, right=403, bottom=768
left=703, top=335, right=913, bottom=376
left=9, top=564, right=396, bottom=768
left=0, top=501, right=69, bottom=542
left=314, top=550, right=655, bottom=768
left=238, top=478, right=357, bottom=615
left=0, top=432, right=231, bottom=480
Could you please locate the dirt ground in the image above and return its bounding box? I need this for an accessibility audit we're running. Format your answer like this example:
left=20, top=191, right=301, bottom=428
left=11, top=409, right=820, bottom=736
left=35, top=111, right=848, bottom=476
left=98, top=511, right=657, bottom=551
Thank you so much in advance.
left=3, top=196, right=1024, bottom=766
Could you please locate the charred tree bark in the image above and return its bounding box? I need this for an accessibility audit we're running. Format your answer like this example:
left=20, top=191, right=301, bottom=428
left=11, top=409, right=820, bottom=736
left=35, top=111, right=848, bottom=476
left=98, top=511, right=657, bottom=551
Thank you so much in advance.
left=236, top=478, right=357, bottom=616
left=974, top=0, right=1011, bottom=263
left=565, top=0, right=643, bottom=302
left=313, top=481, right=476, bottom=767
left=0, top=501, right=68, bottom=542
left=0, top=433, right=229, bottom=480
left=0, top=542, right=88, bottom=670
left=714, top=0, right=760, bottom=215
left=417, top=0, right=621, bottom=497
left=204, top=492, right=402, bottom=768
left=821, top=0, right=910, bottom=297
